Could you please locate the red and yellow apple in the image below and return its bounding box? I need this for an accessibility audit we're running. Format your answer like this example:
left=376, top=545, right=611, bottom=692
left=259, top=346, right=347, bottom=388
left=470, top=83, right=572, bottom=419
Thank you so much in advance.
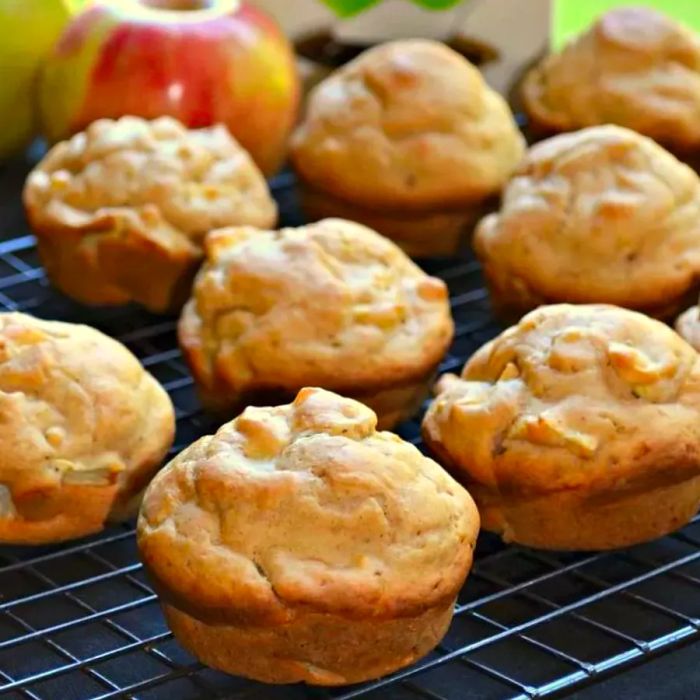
left=38, top=0, right=300, bottom=174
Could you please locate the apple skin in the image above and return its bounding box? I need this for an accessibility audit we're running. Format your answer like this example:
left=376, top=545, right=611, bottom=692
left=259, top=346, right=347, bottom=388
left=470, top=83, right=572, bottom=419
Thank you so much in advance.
left=0, top=0, right=81, bottom=159
left=38, top=0, right=300, bottom=174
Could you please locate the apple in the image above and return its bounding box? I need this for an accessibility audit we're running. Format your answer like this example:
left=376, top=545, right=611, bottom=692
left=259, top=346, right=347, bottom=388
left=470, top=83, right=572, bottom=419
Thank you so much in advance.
left=0, top=0, right=84, bottom=159
left=38, top=0, right=300, bottom=174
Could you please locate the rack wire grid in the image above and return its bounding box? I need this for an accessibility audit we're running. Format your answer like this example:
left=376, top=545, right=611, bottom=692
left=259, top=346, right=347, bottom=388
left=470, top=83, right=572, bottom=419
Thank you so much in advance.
left=1, top=155, right=700, bottom=700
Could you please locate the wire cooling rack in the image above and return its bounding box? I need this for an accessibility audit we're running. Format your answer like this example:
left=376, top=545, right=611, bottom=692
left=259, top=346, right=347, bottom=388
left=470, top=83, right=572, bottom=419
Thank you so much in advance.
left=1, top=156, right=700, bottom=700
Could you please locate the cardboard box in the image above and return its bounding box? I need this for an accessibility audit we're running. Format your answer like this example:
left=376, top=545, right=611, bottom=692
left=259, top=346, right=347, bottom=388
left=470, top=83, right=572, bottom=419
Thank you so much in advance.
left=252, top=0, right=550, bottom=96
left=253, top=1, right=700, bottom=99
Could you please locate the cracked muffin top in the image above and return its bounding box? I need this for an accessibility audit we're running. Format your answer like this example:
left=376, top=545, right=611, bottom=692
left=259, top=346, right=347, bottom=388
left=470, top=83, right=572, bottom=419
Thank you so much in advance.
left=522, top=7, right=700, bottom=149
left=178, top=218, right=454, bottom=399
left=138, top=387, right=478, bottom=624
left=24, top=116, right=277, bottom=254
left=0, top=312, right=174, bottom=543
left=423, top=304, right=700, bottom=494
left=474, top=125, right=700, bottom=312
left=290, top=39, right=525, bottom=210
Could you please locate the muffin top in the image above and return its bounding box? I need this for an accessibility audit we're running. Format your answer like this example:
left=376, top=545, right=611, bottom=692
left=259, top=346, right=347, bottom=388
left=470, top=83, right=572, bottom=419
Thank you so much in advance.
left=24, top=116, right=276, bottom=253
left=179, top=218, right=454, bottom=397
left=0, top=312, right=174, bottom=517
left=474, top=125, right=700, bottom=310
left=291, top=40, right=525, bottom=210
left=522, top=6, right=700, bottom=148
left=138, top=387, right=478, bottom=624
left=423, top=304, right=700, bottom=494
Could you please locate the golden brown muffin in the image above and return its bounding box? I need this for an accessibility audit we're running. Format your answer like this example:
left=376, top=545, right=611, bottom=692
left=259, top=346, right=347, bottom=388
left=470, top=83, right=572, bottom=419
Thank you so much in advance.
left=23, top=116, right=277, bottom=313
left=522, top=6, right=700, bottom=151
left=138, top=387, right=479, bottom=685
left=474, top=125, right=700, bottom=320
left=179, top=218, right=454, bottom=429
left=290, top=40, right=525, bottom=257
left=423, top=304, right=700, bottom=551
left=0, top=312, right=174, bottom=544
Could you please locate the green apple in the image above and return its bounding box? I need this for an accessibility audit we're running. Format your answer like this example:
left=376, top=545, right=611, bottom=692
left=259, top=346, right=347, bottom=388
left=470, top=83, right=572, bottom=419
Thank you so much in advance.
left=0, top=0, right=84, bottom=159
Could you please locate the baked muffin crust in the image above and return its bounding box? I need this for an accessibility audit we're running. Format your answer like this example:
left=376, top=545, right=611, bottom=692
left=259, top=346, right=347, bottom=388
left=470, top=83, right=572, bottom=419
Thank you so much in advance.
left=290, top=40, right=524, bottom=256
left=179, top=218, right=454, bottom=427
left=292, top=39, right=524, bottom=208
left=474, top=125, right=700, bottom=318
left=23, top=116, right=276, bottom=312
left=138, top=387, right=478, bottom=684
left=522, top=6, right=700, bottom=150
left=0, top=312, right=175, bottom=544
left=423, top=304, right=700, bottom=550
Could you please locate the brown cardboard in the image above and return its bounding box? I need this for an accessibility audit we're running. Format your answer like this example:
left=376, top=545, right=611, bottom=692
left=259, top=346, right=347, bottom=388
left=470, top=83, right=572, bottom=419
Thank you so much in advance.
left=252, top=0, right=550, bottom=96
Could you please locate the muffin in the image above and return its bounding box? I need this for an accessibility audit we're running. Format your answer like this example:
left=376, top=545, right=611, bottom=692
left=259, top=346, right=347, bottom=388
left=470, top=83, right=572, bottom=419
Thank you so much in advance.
left=0, top=312, right=174, bottom=544
left=521, top=6, right=700, bottom=151
left=23, top=116, right=277, bottom=313
left=474, top=125, right=700, bottom=320
left=179, top=218, right=454, bottom=429
left=290, top=39, right=525, bottom=257
left=138, top=387, right=479, bottom=685
left=423, top=304, right=700, bottom=550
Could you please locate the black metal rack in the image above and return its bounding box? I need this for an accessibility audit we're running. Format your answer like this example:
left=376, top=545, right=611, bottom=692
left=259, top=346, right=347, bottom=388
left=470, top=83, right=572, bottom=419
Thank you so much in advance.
left=0, top=160, right=699, bottom=700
